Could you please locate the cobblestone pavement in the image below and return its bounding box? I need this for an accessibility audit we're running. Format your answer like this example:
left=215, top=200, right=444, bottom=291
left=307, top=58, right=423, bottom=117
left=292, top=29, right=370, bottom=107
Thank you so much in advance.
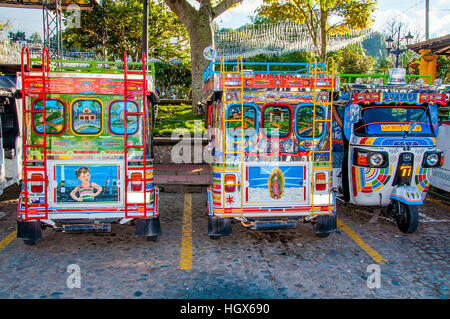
left=0, top=184, right=448, bottom=299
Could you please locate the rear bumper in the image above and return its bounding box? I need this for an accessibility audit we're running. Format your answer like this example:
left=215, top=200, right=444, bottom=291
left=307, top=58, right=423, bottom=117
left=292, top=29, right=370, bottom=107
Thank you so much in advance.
left=207, top=187, right=335, bottom=218
left=18, top=188, right=160, bottom=221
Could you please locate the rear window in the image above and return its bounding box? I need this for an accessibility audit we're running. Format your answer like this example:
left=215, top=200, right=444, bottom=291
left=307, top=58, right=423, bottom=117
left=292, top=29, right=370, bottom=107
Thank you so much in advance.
left=33, top=99, right=65, bottom=135
left=354, top=105, right=434, bottom=136
left=296, top=105, right=326, bottom=138
left=72, top=99, right=103, bottom=135
left=262, top=105, right=291, bottom=138
left=109, top=100, right=139, bottom=135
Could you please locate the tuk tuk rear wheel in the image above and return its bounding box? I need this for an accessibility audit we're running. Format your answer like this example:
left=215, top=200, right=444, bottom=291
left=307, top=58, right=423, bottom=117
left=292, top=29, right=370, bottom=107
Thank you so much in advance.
left=395, top=202, right=419, bottom=234
left=23, top=239, right=36, bottom=245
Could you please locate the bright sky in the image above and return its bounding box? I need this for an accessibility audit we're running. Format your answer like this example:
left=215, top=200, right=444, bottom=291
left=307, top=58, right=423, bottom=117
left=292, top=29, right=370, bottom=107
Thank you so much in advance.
left=0, top=0, right=449, bottom=40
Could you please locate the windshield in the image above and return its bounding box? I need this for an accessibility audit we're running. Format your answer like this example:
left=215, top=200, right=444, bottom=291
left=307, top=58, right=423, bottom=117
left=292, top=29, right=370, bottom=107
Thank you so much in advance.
left=354, top=105, right=434, bottom=137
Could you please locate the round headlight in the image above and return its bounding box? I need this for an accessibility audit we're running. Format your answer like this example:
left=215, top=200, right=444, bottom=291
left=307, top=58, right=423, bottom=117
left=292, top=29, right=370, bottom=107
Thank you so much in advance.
left=369, top=153, right=384, bottom=167
left=426, top=153, right=439, bottom=166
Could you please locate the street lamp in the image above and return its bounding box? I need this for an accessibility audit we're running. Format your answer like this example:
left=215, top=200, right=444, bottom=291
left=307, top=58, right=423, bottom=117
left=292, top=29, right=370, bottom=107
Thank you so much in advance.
left=385, top=25, right=414, bottom=68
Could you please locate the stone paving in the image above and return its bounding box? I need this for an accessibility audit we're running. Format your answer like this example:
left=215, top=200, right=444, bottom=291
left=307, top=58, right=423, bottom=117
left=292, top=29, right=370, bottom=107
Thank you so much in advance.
left=0, top=185, right=448, bottom=299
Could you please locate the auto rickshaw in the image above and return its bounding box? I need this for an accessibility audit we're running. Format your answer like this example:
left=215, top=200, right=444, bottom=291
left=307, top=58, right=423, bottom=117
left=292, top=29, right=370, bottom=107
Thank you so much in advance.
left=202, top=56, right=340, bottom=239
left=17, top=48, right=160, bottom=245
left=0, top=74, right=22, bottom=196
left=333, top=76, right=447, bottom=233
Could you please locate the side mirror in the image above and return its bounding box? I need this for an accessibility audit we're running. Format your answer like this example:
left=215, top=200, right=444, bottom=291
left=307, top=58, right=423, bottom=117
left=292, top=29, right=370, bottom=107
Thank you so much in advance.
left=349, top=104, right=361, bottom=124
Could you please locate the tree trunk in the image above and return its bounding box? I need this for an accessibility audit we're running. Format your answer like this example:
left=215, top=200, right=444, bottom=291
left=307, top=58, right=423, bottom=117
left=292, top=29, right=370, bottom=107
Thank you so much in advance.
left=186, top=8, right=214, bottom=112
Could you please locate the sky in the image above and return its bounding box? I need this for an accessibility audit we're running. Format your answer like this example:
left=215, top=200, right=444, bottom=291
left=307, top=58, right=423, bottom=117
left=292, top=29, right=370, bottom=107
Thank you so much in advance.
left=0, top=0, right=449, bottom=40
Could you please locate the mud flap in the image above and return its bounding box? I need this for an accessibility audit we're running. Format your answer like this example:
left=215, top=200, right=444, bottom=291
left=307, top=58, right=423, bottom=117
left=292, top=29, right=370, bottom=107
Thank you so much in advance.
left=314, top=215, right=337, bottom=235
left=17, top=220, right=42, bottom=241
left=135, top=216, right=161, bottom=237
left=208, top=216, right=232, bottom=237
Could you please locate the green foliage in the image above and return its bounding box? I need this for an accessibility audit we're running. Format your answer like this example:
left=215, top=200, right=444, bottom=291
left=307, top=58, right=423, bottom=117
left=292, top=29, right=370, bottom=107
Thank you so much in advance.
left=154, top=104, right=204, bottom=136
left=28, top=32, right=43, bottom=44
left=328, top=43, right=376, bottom=74
left=437, top=56, right=450, bottom=84
left=244, top=51, right=310, bottom=71
left=62, top=0, right=189, bottom=63
left=8, top=31, right=26, bottom=42
left=155, top=61, right=191, bottom=96
left=256, top=0, right=376, bottom=59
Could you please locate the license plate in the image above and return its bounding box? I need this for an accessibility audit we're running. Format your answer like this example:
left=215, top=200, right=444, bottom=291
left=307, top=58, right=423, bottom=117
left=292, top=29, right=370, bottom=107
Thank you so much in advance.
left=399, top=165, right=412, bottom=178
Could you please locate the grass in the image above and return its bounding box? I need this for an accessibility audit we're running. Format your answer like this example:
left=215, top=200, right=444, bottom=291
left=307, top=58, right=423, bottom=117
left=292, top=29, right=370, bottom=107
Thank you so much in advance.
left=154, top=103, right=205, bottom=137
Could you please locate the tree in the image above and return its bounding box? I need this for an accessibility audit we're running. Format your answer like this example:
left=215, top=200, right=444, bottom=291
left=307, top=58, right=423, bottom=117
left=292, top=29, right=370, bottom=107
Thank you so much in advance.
left=328, top=43, right=376, bottom=74
left=8, top=31, right=26, bottom=42
left=256, top=0, right=376, bottom=61
left=28, top=32, right=43, bottom=44
left=63, top=0, right=189, bottom=63
left=0, top=20, right=10, bottom=32
left=164, top=0, right=243, bottom=110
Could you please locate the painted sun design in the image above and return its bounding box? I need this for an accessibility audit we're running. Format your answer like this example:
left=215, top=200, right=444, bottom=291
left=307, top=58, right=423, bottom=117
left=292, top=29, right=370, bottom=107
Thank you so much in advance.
left=274, top=79, right=282, bottom=86
left=81, top=138, right=92, bottom=149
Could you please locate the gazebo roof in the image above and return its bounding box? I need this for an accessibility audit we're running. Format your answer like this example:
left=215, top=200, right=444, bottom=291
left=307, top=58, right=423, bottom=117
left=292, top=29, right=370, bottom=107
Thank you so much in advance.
left=408, top=34, right=450, bottom=56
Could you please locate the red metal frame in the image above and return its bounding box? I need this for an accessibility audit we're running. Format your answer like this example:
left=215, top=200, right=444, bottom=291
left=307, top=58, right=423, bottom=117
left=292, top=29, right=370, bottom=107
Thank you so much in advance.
left=21, top=47, right=50, bottom=220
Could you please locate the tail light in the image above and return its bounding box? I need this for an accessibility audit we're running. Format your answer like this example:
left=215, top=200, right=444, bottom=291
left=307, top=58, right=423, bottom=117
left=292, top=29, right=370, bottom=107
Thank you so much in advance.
left=315, top=172, right=327, bottom=191
left=130, top=173, right=142, bottom=192
left=30, top=174, right=43, bottom=193
left=224, top=174, right=236, bottom=192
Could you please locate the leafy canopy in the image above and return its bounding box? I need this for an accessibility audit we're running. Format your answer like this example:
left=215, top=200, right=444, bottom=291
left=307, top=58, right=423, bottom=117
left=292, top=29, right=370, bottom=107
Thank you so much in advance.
left=63, top=0, right=189, bottom=63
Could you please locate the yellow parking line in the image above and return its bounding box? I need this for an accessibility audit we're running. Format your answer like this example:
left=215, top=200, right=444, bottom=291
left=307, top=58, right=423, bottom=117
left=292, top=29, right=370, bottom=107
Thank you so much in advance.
left=426, top=197, right=450, bottom=210
left=337, top=218, right=387, bottom=265
left=180, top=193, right=193, bottom=270
left=0, top=231, right=16, bottom=250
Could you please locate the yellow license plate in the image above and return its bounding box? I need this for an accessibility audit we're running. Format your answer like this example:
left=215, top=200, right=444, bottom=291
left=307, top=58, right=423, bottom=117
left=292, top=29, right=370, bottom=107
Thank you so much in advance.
left=400, top=165, right=412, bottom=177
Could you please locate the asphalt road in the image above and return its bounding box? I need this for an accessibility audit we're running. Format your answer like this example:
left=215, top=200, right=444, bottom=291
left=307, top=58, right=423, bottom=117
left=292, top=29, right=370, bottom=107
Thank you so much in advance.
left=0, top=184, right=448, bottom=299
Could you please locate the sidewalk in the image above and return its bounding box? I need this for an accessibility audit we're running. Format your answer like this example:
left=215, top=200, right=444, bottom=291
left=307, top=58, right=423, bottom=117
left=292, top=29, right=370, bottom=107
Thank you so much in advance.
left=154, top=164, right=211, bottom=193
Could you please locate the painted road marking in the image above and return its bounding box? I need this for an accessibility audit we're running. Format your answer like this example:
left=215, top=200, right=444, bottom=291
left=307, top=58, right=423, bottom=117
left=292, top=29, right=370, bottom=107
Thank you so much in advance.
left=0, top=231, right=16, bottom=250
left=180, top=193, right=193, bottom=270
left=337, top=218, right=387, bottom=265
left=426, top=197, right=450, bottom=211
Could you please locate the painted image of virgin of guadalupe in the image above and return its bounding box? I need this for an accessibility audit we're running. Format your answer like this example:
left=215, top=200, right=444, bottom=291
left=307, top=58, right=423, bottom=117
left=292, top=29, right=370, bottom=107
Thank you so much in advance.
left=269, top=168, right=284, bottom=200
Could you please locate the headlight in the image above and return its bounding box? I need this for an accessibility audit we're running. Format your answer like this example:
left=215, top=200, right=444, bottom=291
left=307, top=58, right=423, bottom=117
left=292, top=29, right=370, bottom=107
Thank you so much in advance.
left=369, top=153, right=385, bottom=167
left=426, top=153, right=439, bottom=166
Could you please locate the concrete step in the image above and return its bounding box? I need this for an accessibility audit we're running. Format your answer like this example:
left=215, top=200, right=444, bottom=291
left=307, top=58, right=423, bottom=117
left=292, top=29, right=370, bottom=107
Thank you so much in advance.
left=154, top=164, right=211, bottom=193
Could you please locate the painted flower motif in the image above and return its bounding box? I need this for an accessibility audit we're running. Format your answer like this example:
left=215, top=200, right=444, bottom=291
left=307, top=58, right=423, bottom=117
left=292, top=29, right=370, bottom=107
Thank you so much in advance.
left=274, top=79, right=282, bottom=86
left=81, top=138, right=92, bottom=149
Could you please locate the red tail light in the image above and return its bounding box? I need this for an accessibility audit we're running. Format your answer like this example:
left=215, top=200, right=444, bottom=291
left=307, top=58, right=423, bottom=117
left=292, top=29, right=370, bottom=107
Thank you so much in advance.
left=440, top=155, right=445, bottom=166
left=131, top=173, right=142, bottom=192
left=30, top=174, right=43, bottom=193
left=224, top=174, right=236, bottom=192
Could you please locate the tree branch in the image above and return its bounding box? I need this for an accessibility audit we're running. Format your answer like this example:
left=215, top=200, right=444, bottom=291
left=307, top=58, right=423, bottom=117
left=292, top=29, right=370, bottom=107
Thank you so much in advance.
left=212, top=0, right=242, bottom=20
left=164, top=0, right=198, bottom=26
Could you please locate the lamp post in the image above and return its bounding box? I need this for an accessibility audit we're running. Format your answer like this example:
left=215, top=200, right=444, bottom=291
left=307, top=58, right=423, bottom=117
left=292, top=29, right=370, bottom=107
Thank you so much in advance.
left=385, top=25, right=414, bottom=68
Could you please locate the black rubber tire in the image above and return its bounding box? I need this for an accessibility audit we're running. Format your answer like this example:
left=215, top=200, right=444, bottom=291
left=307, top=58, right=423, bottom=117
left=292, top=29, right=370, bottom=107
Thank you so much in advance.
left=315, top=231, right=330, bottom=238
left=396, top=202, right=419, bottom=234
left=23, top=239, right=36, bottom=246
left=146, top=236, right=158, bottom=242
left=209, top=235, right=221, bottom=240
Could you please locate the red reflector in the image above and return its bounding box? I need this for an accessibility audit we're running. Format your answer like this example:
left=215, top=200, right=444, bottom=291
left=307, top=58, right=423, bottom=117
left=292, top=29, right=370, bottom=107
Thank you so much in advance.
left=316, top=183, right=327, bottom=191
left=30, top=174, right=43, bottom=193
left=440, top=155, right=445, bottom=166
left=131, top=173, right=142, bottom=191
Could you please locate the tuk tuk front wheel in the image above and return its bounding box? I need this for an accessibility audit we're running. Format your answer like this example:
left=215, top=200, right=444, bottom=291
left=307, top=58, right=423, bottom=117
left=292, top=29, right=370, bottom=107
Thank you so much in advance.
left=395, top=201, right=419, bottom=234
